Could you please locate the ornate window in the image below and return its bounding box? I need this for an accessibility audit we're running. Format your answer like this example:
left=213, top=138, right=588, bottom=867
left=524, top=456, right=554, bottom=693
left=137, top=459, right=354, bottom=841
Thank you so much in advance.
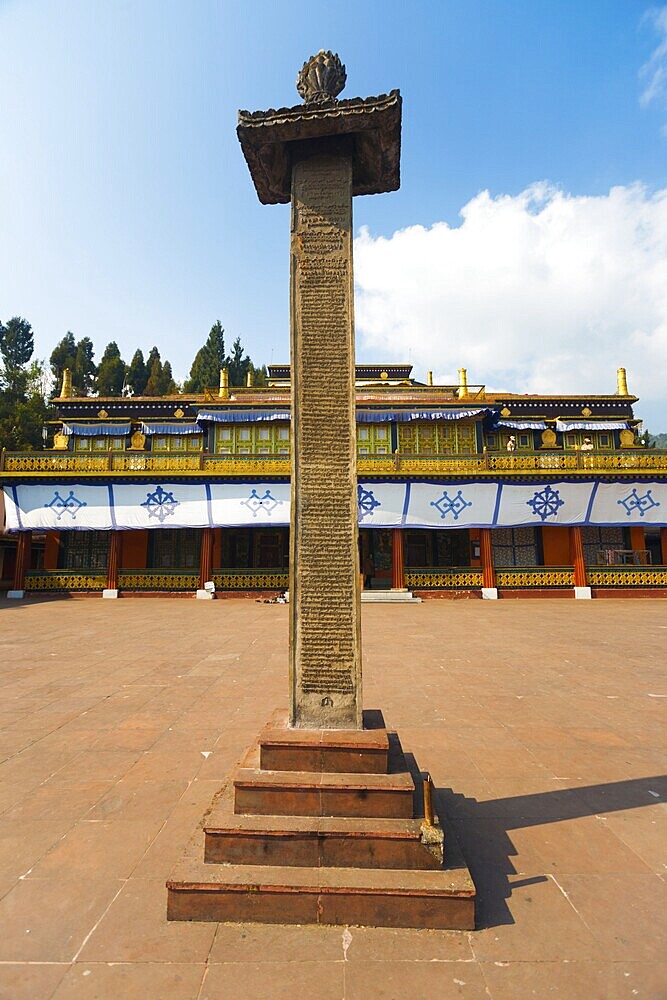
left=74, top=435, right=126, bottom=452
left=356, top=424, right=390, bottom=455
left=492, top=527, right=539, bottom=567
left=398, top=421, right=477, bottom=455
left=58, top=531, right=110, bottom=570
left=214, top=423, right=290, bottom=455
left=151, top=435, right=203, bottom=453
left=148, top=528, right=201, bottom=569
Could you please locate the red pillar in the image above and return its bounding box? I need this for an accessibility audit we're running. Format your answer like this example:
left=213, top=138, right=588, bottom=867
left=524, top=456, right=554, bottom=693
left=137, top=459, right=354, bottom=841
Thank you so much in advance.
left=106, top=530, right=121, bottom=591
left=12, top=531, right=31, bottom=593
left=391, top=528, right=405, bottom=590
left=661, top=528, right=667, bottom=566
left=480, top=528, right=495, bottom=589
left=570, top=526, right=587, bottom=587
left=200, top=527, right=214, bottom=589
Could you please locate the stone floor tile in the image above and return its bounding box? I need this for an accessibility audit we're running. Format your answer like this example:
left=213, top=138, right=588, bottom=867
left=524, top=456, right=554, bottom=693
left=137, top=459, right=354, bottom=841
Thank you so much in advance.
left=470, top=869, right=603, bottom=961
left=600, top=807, right=667, bottom=874
left=209, top=922, right=344, bottom=963
left=0, top=877, right=123, bottom=961
left=508, top=815, right=655, bottom=875
left=201, top=960, right=344, bottom=1000
left=343, top=958, right=488, bottom=999
left=83, top=778, right=189, bottom=822
left=27, top=819, right=161, bottom=879
left=51, top=962, right=205, bottom=999
left=78, top=878, right=216, bottom=963
left=554, top=874, right=667, bottom=961
left=341, top=924, right=474, bottom=963
left=0, top=818, right=73, bottom=879
left=480, top=960, right=667, bottom=999
left=0, top=961, right=68, bottom=1000
left=1, top=779, right=112, bottom=823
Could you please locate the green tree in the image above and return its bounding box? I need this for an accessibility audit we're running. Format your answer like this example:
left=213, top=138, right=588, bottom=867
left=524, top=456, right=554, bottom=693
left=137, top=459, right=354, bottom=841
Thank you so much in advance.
left=126, top=349, right=147, bottom=395
left=0, top=318, right=50, bottom=452
left=251, top=363, right=268, bottom=387
left=1, top=316, right=34, bottom=371
left=228, top=336, right=251, bottom=387
left=96, top=341, right=126, bottom=396
left=144, top=348, right=164, bottom=396
left=184, top=321, right=227, bottom=392
left=73, top=337, right=97, bottom=396
left=158, top=360, right=178, bottom=394
left=49, top=332, right=77, bottom=394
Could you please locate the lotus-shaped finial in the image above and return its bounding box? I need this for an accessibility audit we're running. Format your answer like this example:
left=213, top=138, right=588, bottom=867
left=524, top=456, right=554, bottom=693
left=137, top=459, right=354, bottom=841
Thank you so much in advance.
left=296, top=50, right=346, bottom=104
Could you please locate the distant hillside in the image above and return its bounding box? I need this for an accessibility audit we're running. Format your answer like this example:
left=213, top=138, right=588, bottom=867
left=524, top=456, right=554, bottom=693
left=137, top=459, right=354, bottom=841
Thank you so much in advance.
left=650, top=432, right=667, bottom=449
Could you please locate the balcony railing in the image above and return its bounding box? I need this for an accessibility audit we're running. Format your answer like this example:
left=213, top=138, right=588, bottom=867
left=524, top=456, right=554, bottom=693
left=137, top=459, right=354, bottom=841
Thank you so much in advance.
left=586, top=566, right=667, bottom=588
left=494, top=566, right=574, bottom=588
left=2, top=448, right=667, bottom=477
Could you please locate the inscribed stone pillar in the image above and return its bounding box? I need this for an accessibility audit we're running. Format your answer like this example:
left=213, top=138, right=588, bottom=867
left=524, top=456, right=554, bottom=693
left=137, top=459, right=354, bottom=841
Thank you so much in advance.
left=289, top=142, right=362, bottom=729
left=237, top=53, right=401, bottom=730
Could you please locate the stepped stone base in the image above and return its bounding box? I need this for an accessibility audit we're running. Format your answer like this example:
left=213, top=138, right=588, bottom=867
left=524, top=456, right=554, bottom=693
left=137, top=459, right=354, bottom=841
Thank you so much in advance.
left=167, top=710, right=476, bottom=929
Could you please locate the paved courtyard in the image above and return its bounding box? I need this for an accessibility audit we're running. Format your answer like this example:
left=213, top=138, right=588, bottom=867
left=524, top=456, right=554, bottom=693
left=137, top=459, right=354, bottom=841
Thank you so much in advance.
left=0, top=597, right=665, bottom=999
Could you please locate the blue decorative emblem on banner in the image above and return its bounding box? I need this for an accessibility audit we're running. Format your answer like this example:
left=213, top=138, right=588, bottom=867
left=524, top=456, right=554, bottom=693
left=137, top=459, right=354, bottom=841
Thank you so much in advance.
left=358, top=485, right=381, bottom=521
left=617, top=488, right=661, bottom=518
left=44, top=489, right=87, bottom=520
left=526, top=484, right=565, bottom=521
left=241, top=488, right=281, bottom=517
left=430, top=489, right=472, bottom=521
left=141, top=484, right=179, bottom=522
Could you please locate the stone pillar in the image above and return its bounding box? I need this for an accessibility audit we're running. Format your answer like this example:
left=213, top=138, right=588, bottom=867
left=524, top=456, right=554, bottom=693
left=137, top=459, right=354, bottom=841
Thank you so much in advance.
left=289, top=142, right=362, bottom=729
left=570, top=526, right=590, bottom=599
left=237, top=63, right=400, bottom=730
left=103, top=530, right=121, bottom=598
left=8, top=531, right=31, bottom=599
left=197, top=527, right=215, bottom=599
left=391, top=528, right=405, bottom=590
left=480, top=528, right=497, bottom=599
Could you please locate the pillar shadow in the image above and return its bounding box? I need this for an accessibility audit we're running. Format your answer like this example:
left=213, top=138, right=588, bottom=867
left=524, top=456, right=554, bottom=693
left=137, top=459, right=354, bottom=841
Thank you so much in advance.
left=432, top=773, right=667, bottom=929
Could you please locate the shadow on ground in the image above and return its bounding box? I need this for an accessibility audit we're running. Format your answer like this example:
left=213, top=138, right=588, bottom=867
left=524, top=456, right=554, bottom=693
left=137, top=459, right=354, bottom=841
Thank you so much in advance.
left=434, top=774, right=667, bottom=929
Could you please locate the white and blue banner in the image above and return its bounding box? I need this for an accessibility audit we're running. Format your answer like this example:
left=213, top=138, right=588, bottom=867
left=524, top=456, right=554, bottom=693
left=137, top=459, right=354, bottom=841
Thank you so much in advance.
left=3, top=480, right=666, bottom=531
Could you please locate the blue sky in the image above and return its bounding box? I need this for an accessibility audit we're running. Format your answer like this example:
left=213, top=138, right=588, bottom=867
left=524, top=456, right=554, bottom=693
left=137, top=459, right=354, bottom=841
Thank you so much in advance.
left=1, top=1, right=666, bottom=428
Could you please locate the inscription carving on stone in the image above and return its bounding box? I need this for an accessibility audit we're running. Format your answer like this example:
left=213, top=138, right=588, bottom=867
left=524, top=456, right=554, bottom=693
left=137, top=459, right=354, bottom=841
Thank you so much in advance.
left=289, top=151, right=362, bottom=728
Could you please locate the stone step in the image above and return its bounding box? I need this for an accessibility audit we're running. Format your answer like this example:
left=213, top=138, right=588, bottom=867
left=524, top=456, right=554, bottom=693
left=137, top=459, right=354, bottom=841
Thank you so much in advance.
left=233, top=766, right=415, bottom=819
left=361, top=590, right=422, bottom=603
left=204, top=787, right=443, bottom=869
left=258, top=708, right=389, bottom=774
left=167, top=833, right=474, bottom=930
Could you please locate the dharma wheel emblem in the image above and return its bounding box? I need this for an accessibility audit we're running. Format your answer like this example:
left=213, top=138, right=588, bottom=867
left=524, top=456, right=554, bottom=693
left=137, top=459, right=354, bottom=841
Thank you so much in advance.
left=297, top=50, right=346, bottom=104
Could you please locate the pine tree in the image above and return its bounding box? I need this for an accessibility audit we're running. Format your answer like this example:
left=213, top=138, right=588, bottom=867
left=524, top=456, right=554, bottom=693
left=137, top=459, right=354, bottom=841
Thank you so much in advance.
left=0, top=317, right=50, bottom=451
left=96, top=342, right=126, bottom=396
left=50, top=332, right=77, bottom=394
left=228, top=336, right=251, bottom=387
left=126, top=349, right=147, bottom=395
left=158, top=360, right=178, bottom=394
left=183, top=321, right=227, bottom=392
left=73, top=338, right=97, bottom=396
left=1, top=317, right=34, bottom=399
left=144, top=348, right=163, bottom=396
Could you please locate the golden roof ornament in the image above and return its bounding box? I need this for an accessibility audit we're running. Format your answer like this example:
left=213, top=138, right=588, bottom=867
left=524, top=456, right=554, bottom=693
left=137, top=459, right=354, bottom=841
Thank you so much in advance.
left=296, top=50, right=346, bottom=104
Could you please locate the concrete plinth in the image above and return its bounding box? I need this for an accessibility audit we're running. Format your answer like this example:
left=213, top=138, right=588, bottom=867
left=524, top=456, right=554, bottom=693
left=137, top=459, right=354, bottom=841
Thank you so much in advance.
left=102, top=589, right=118, bottom=599
left=481, top=587, right=498, bottom=600
left=6, top=590, right=24, bottom=599
left=574, top=586, right=592, bottom=600
left=167, top=710, right=476, bottom=930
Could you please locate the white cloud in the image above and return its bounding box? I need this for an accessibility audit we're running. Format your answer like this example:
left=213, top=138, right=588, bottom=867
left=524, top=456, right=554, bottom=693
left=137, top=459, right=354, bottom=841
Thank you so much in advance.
left=640, top=6, right=667, bottom=112
left=354, top=183, right=667, bottom=427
